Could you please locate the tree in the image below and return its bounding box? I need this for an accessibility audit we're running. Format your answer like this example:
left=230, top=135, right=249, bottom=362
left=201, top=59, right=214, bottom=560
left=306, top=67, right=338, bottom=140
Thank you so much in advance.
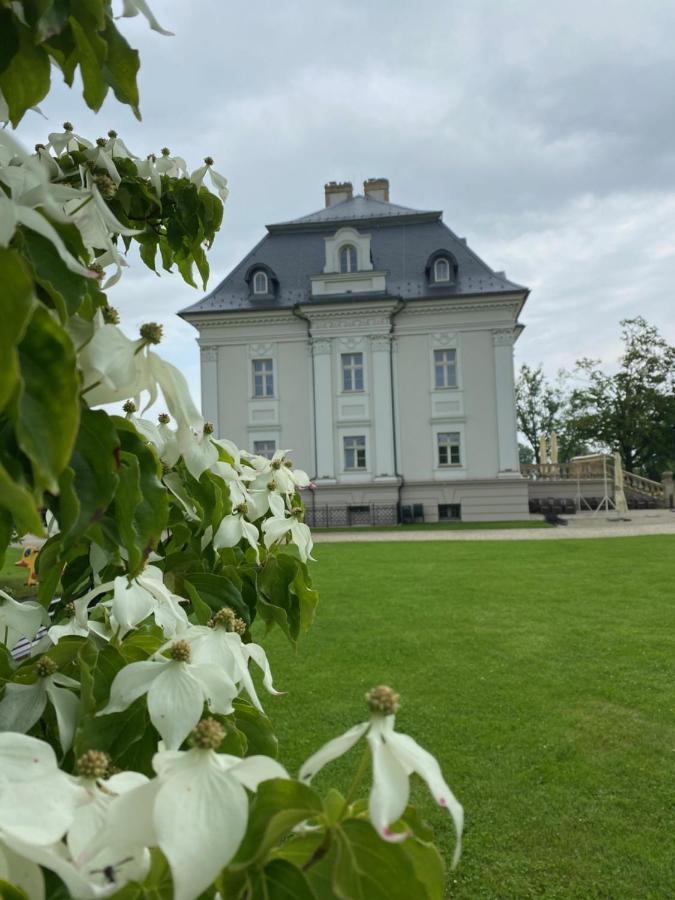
left=515, top=364, right=586, bottom=462
left=569, top=318, right=675, bottom=478
left=0, top=2, right=462, bottom=897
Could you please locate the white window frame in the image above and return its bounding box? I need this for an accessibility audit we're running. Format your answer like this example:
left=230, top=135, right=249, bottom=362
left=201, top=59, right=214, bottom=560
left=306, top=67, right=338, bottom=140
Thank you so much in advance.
left=252, top=357, right=274, bottom=398
left=433, top=348, right=458, bottom=390
left=343, top=435, right=367, bottom=471
left=252, top=270, right=269, bottom=294
left=339, top=244, right=358, bottom=273
left=437, top=431, right=462, bottom=467
left=253, top=438, right=276, bottom=459
left=341, top=352, right=364, bottom=392
left=434, top=258, right=451, bottom=283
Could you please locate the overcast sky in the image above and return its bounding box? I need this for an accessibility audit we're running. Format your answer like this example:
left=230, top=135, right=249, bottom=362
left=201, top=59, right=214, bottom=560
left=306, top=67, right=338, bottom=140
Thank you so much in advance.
left=16, top=0, right=675, bottom=406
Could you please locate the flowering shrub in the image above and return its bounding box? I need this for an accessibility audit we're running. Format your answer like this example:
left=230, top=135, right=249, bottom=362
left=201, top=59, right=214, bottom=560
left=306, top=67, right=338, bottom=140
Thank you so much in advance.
left=0, top=2, right=463, bottom=897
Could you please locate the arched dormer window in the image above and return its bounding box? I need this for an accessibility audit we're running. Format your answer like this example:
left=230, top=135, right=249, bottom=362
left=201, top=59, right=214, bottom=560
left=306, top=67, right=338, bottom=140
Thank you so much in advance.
left=426, top=250, right=457, bottom=287
left=434, top=258, right=450, bottom=283
left=339, top=244, right=358, bottom=274
left=253, top=270, right=268, bottom=294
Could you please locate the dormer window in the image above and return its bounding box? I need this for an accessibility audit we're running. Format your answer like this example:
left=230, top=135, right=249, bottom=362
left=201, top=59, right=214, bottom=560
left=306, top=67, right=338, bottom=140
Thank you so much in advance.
left=434, top=258, right=451, bottom=283
left=339, top=244, right=358, bottom=274
left=252, top=270, right=268, bottom=294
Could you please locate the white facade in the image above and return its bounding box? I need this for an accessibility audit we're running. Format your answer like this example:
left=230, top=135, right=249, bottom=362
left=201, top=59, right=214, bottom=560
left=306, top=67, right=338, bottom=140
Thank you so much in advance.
left=182, top=182, right=529, bottom=522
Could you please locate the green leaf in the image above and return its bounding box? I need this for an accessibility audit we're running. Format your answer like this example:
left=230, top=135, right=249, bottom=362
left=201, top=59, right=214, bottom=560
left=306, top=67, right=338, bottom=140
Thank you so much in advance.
left=398, top=837, right=445, bottom=900
left=60, top=407, right=119, bottom=549
left=248, top=859, right=317, bottom=900
left=69, top=15, right=108, bottom=109
left=35, top=535, right=63, bottom=607
left=232, top=698, right=278, bottom=758
left=0, top=460, right=43, bottom=537
left=20, top=227, right=98, bottom=321
left=0, top=509, right=13, bottom=566
left=13, top=305, right=80, bottom=494
left=183, top=579, right=213, bottom=625
left=0, top=248, right=34, bottom=411
left=184, top=573, right=249, bottom=623
left=0, top=9, right=19, bottom=76
left=101, top=18, right=140, bottom=118
left=0, top=21, right=50, bottom=125
left=233, top=779, right=323, bottom=868
left=0, top=878, right=31, bottom=900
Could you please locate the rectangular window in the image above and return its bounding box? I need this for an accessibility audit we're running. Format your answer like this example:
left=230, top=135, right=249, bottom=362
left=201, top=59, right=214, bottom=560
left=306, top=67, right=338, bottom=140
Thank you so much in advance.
left=252, top=358, right=274, bottom=398
left=253, top=440, right=276, bottom=459
left=343, top=435, right=366, bottom=470
left=434, top=349, right=457, bottom=389
left=438, top=503, right=461, bottom=521
left=341, top=353, right=364, bottom=392
left=437, top=432, right=461, bottom=466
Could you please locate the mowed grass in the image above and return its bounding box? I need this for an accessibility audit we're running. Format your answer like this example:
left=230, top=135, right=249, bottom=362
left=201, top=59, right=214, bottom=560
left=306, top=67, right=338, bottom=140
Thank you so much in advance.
left=261, top=537, right=675, bottom=899
left=313, top=519, right=551, bottom=533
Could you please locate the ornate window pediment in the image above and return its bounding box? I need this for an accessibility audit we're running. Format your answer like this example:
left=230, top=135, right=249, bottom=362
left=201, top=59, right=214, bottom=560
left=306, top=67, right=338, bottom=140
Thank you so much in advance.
left=323, top=227, right=373, bottom=275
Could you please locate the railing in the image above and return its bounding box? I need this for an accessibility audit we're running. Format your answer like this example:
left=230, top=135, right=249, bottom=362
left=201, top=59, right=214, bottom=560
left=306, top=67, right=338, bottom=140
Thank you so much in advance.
left=521, top=457, right=665, bottom=502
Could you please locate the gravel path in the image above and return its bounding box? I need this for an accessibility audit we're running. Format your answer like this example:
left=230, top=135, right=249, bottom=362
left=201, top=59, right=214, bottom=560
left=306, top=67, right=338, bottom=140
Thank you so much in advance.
left=313, top=511, right=675, bottom=543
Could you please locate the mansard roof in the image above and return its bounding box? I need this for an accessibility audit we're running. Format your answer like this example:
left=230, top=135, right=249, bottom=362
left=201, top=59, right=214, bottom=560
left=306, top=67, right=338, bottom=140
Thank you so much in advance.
left=180, top=193, right=527, bottom=317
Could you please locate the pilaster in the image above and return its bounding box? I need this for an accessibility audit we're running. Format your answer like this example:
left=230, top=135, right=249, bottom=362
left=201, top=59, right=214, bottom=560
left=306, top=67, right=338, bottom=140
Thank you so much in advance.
left=492, top=330, right=520, bottom=476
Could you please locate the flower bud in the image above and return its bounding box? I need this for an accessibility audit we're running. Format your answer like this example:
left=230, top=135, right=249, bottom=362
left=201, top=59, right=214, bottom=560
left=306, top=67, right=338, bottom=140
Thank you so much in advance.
left=267, top=480, right=276, bottom=492
left=102, top=303, right=120, bottom=324
left=235, top=502, right=248, bottom=516
left=96, top=137, right=107, bottom=147
left=271, top=460, right=282, bottom=470
left=366, top=685, right=400, bottom=716
left=208, top=607, right=235, bottom=630
left=284, top=459, right=293, bottom=468
left=36, top=656, right=58, bottom=678
left=158, top=413, right=171, bottom=425
left=94, top=173, right=117, bottom=198
left=76, top=750, right=111, bottom=780
left=139, top=322, right=163, bottom=345
left=203, top=422, right=214, bottom=436
left=161, top=147, right=171, bottom=156
left=169, top=640, right=192, bottom=663
left=291, top=506, right=303, bottom=519
left=204, top=156, right=214, bottom=166
left=89, top=262, right=105, bottom=280
left=63, top=122, right=74, bottom=132
left=108, top=129, right=118, bottom=138
left=190, top=718, right=224, bottom=750
left=232, top=617, right=247, bottom=636
left=65, top=601, right=76, bottom=617
left=34, top=143, right=46, bottom=152
left=123, top=399, right=137, bottom=415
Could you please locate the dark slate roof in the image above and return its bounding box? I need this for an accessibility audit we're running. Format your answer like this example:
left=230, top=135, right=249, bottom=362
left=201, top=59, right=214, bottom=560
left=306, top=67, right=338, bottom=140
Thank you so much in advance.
left=180, top=193, right=527, bottom=317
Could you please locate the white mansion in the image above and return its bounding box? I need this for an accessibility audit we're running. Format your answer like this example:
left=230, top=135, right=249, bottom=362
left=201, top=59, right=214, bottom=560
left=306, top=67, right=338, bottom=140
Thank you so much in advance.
left=180, top=179, right=530, bottom=524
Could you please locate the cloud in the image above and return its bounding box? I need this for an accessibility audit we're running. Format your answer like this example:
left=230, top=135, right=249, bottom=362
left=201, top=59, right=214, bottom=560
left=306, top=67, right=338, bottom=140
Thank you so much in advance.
left=11, top=0, right=675, bottom=412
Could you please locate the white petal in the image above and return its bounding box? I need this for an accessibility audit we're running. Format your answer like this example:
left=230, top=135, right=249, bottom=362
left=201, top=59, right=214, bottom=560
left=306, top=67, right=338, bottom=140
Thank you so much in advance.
left=367, top=722, right=410, bottom=842
left=240, top=519, right=260, bottom=560
left=290, top=520, right=314, bottom=563
left=268, top=491, right=286, bottom=519
left=213, top=514, right=243, bottom=550
left=226, top=755, right=288, bottom=792
left=81, top=777, right=160, bottom=864
left=98, top=660, right=165, bottom=715
left=120, top=0, right=174, bottom=35
left=147, top=354, right=203, bottom=433
left=245, top=642, right=284, bottom=697
left=190, top=663, right=237, bottom=717
left=261, top=515, right=291, bottom=548
left=0, top=192, right=18, bottom=246
left=111, top=577, right=154, bottom=637
left=45, top=681, right=79, bottom=753
left=0, top=681, right=47, bottom=735
left=15, top=207, right=94, bottom=278
left=0, top=592, right=48, bottom=649
left=179, top=429, right=219, bottom=481
left=147, top=664, right=204, bottom=750
left=0, top=841, right=45, bottom=900
left=387, top=731, right=464, bottom=866
left=299, top=722, right=370, bottom=783
left=154, top=752, right=249, bottom=900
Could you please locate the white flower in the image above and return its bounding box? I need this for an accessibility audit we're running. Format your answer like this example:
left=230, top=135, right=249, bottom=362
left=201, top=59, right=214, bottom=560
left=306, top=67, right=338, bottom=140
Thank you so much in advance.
left=0, top=733, right=85, bottom=845
left=213, top=506, right=260, bottom=561
left=48, top=591, right=110, bottom=645
left=185, top=615, right=284, bottom=713
left=154, top=148, right=187, bottom=179
left=98, top=639, right=238, bottom=749
left=178, top=423, right=219, bottom=481
left=262, top=510, right=314, bottom=563
left=103, top=566, right=188, bottom=639
left=244, top=448, right=310, bottom=497
left=299, top=686, right=463, bottom=866
left=246, top=471, right=287, bottom=521
left=0, top=590, right=48, bottom=652
left=0, top=656, right=79, bottom=752
left=47, top=123, right=93, bottom=156
left=134, top=154, right=162, bottom=198
left=0, top=839, right=44, bottom=899
left=86, top=720, right=287, bottom=900
left=119, top=0, right=174, bottom=36
left=190, top=157, right=229, bottom=203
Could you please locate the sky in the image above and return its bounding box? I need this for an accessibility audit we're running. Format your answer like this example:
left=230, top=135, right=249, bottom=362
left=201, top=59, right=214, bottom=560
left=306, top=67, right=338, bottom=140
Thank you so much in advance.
left=15, top=0, right=675, bottom=406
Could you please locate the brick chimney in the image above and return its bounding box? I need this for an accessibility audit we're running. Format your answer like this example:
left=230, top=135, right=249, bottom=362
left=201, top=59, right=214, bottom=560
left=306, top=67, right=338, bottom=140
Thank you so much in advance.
left=324, top=181, right=353, bottom=207
left=363, top=177, right=389, bottom=202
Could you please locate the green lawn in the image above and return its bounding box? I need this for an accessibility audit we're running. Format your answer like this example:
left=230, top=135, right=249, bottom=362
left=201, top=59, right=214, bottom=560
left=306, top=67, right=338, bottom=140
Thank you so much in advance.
left=313, top=519, right=552, bottom=533
left=261, top=536, right=675, bottom=899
